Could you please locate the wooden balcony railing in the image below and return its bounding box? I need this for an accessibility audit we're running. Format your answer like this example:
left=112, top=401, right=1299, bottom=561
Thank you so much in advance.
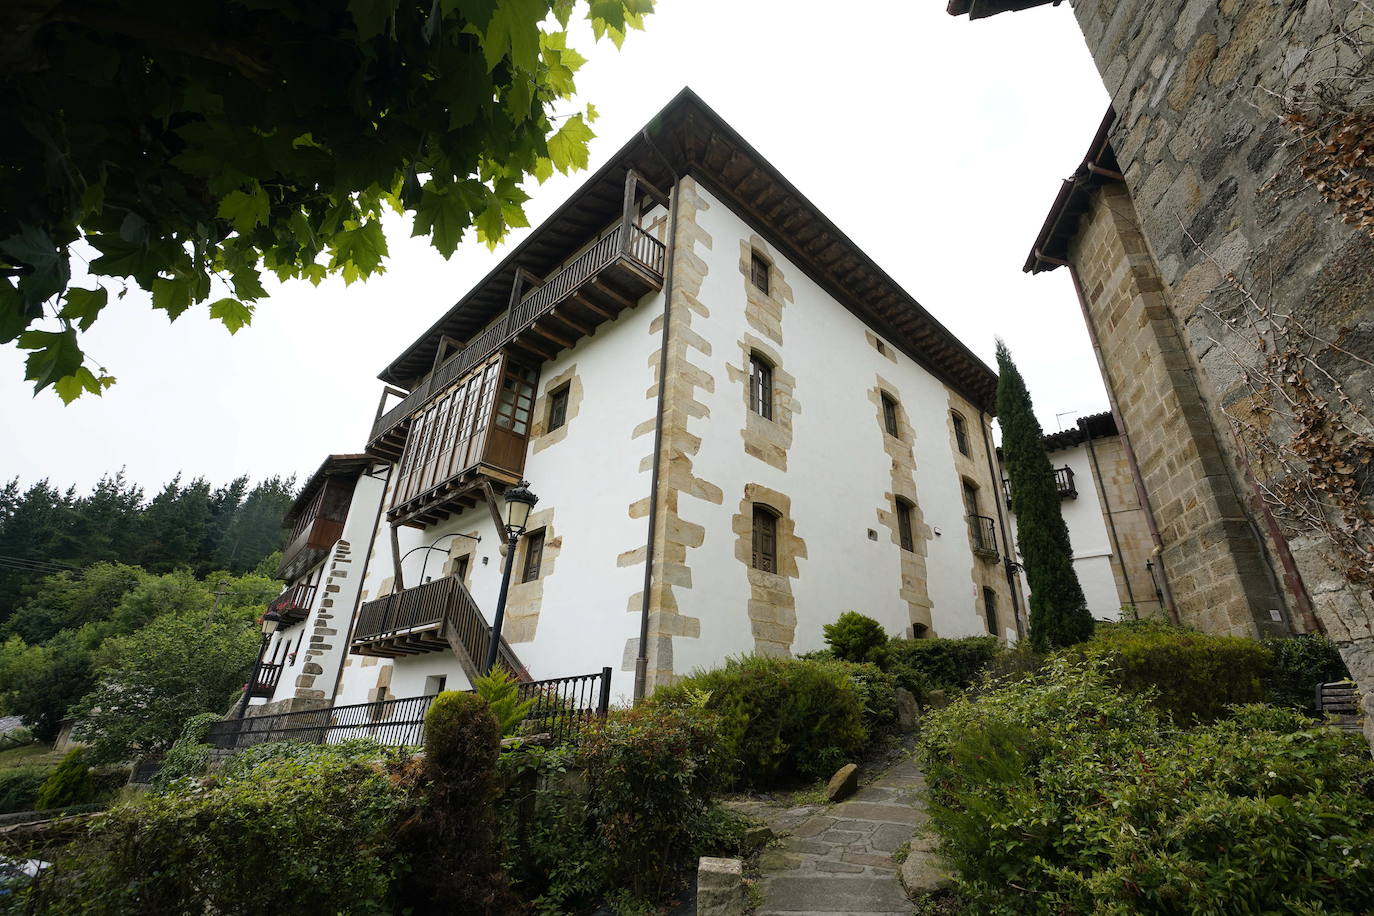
left=968, top=514, right=999, bottom=560
left=1003, top=466, right=1078, bottom=506
left=353, top=575, right=524, bottom=676
left=250, top=662, right=283, bottom=698
left=368, top=222, right=666, bottom=450
left=268, top=583, right=317, bottom=624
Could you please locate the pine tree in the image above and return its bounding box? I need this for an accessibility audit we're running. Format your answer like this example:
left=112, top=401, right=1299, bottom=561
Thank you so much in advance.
left=996, top=340, right=1093, bottom=649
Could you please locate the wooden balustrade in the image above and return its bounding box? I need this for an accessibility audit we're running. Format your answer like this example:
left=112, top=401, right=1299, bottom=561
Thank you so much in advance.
left=353, top=575, right=524, bottom=675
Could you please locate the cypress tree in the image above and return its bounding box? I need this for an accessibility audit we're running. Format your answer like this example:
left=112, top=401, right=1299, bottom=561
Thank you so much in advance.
left=996, top=340, right=1093, bottom=649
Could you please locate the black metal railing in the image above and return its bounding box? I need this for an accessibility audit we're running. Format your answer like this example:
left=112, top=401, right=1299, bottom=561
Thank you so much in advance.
left=368, top=223, right=666, bottom=446
left=968, top=514, right=999, bottom=559
left=1002, top=466, right=1078, bottom=506
left=208, top=668, right=612, bottom=750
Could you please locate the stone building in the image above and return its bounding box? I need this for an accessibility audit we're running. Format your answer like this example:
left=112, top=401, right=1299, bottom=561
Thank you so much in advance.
left=949, top=0, right=1374, bottom=733
left=1006, top=411, right=1161, bottom=621
left=253, top=89, right=1026, bottom=712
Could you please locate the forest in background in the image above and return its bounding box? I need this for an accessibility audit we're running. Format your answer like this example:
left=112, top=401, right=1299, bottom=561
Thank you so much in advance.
left=0, top=471, right=297, bottom=755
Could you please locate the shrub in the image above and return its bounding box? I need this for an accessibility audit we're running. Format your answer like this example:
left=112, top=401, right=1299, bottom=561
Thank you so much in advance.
left=216, top=737, right=392, bottom=780
left=397, top=690, right=518, bottom=913
left=31, top=749, right=410, bottom=914
left=0, top=767, right=46, bottom=814
left=35, top=746, right=97, bottom=810
left=472, top=666, right=537, bottom=737
left=655, top=655, right=867, bottom=787
left=882, top=636, right=1001, bottom=698
left=1263, top=633, right=1350, bottom=710
left=151, top=711, right=222, bottom=788
left=823, top=611, right=889, bottom=663
left=812, top=657, right=899, bottom=736
left=1075, top=621, right=1270, bottom=722
left=919, top=658, right=1374, bottom=914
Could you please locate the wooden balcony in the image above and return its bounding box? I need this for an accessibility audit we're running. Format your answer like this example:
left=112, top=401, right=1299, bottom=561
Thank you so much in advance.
left=368, top=218, right=666, bottom=462
left=1002, top=466, right=1078, bottom=507
left=351, top=575, right=526, bottom=680
left=249, top=662, right=283, bottom=698
left=268, top=583, right=317, bottom=626
left=277, top=472, right=362, bottom=581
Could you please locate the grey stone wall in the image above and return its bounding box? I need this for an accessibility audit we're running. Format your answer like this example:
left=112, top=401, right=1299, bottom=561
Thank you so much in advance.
left=1065, top=0, right=1374, bottom=734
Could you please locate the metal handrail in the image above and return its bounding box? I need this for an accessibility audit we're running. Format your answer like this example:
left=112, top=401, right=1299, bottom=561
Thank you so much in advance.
left=968, top=514, right=999, bottom=559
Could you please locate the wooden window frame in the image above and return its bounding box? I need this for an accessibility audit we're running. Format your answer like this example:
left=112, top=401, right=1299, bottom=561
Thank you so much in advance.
left=749, top=353, right=774, bottom=420
left=952, top=411, right=971, bottom=456
left=881, top=392, right=900, bottom=438
left=547, top=384, right=570, bottom=432
left=751, top=505, right=779, bottom=574
left=895, top=497, right=914, bottom=552
left=521, top=529, right=546, bottom=583
left=750, top=250, right=770, bottom=295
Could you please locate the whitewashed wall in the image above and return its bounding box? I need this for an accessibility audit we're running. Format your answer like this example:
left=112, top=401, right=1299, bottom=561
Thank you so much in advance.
left=671, top=184, right=997, bottom=679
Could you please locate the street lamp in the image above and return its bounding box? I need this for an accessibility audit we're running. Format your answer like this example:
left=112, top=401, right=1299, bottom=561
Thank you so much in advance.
left=237, top=608, right=283, bottom=718
left=484, top=480, right=538, bottom=674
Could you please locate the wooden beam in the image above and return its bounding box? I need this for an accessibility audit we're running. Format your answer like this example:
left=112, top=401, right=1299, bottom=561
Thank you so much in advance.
left=480, top=478, right=507, bottom=532
left=570, top=292, right=615, bottom=320
left=510, top=333, right=558, bottom=360
left=590, top=279, right=634, bottom=311
left=531, top=321, right=574, bottom=349
left=389, top=523, right=404, bottom=592
left=547, top=309, right=591, bottom=338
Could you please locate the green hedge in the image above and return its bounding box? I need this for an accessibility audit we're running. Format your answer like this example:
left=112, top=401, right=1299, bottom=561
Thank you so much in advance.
left=0, top=767, right=46, bottom=814
left=654, top=655, right=868, bottom=788
left=881, top=635, right=1002, bottom=698
left=1263, top=633, right=1350, bottom=711
left=920, top=658, right=1374, bottom=914
left=32, top=745, right=412, bottom=913
left=1074, top=621, right=1270, bottom=722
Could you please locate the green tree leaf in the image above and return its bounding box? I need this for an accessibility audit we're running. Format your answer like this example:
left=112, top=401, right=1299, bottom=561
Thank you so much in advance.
left=60, top=287, right=109, bottom=331
left=216, top=186, right=270, bottom=233
left=546, top=113, right=594, bottom=174
left=53, top=367, right=115, bottom=405
left=151, top=276, right=195, bottom=320
left=208, top=298, right=254, bottom=334
left=17, top=328, right=84, bottom=393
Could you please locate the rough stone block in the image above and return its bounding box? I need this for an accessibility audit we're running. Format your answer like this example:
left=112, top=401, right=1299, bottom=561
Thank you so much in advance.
left=697, top=857, right=746, bottom=916
left=826, top=763, right=859, bottom=802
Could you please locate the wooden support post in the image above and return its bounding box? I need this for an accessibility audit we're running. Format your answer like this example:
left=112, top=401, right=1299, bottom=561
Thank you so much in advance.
left=389, top=523, right=405, bottom=593
left=620, top=169, right=638, bottom=254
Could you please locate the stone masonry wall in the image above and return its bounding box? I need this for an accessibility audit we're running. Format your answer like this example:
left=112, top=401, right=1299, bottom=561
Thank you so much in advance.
left=1087, top=434, right=1164, bottom=618
left=1064, top=0, right=1374, bottom=730
left=1068, top=185, right=1287, bottom=636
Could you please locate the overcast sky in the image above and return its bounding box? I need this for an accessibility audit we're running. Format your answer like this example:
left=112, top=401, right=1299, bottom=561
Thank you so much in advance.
left=2, top=0, right=1109, bottom=495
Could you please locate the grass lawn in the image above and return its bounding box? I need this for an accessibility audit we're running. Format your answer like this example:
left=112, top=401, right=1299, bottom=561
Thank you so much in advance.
left=0, top=743, right=63, bottom=771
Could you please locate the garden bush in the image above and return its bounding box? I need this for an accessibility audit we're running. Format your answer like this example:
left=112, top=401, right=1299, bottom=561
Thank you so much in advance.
left=396, top=690, right=519, bottom=913
left=812, top=657, right=899, bottom=736
left=1262, top=632, right=1350, bottom=711
left=882, top=635, right=1001, bottom=698
left=30, top=746, right=412, bottom=913
left=34, top=746, right=97, bottom=810
left=498, top=704, right=729, bottom=913
left=823, top=611, right=889, bottom=663
left=655, top=655, right=867, bottom=787
left=1074, top=620, right=1270, bottom=722
left=0, top=767, right=46, bottom=814
left=920, top=658, right=1374, bottom=914
left=150, top=711, right=221, bottom=788
left=472, top=666, right=537, bottom=736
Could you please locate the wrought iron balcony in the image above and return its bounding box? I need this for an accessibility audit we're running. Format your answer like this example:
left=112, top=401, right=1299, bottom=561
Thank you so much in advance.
left=1002, top=466, right=1077, bottom=506
left=368, top=221, right=666, bottom=461
left=352, top=574, right=526, bottom=679
left=968, top=514, right=999, bottom=560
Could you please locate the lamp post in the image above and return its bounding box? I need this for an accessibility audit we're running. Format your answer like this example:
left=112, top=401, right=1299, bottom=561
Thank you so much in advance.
left=237, top=608, right=283, bottom=719
left=484, top=480, right=538, bottom=674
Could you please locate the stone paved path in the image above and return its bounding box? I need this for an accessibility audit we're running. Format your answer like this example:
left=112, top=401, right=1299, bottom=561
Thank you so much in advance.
left=747, top=756, right=928, bottom=914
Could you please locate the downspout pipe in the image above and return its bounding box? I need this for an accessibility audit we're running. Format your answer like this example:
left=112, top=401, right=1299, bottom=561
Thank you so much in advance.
left=1080, top=416, right=1139, bottom=611
left=635, top=169, right=682, bottom=704
left=980, top=411, right=1026, bottom=640
left=1033, top=249, right=1180, bottom=625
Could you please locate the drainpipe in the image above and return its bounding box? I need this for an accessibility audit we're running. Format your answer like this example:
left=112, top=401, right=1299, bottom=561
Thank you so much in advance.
left=330, top=464, right=392, bottom=702
left=635, top=172, right=682, bottom=704
left=1080, top=417, right=1139, bottom=611
left=980, top=412, right=1025, bottom=640
left=1033, top=249, right=1179, bottom=625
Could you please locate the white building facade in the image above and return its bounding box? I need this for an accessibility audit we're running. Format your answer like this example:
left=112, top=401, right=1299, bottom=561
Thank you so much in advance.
left=257, top=90, right=1024, bottom=712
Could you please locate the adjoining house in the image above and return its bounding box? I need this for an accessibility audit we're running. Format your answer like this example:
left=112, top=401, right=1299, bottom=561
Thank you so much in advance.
left=1004, top=411, right=1161, bottom=622
left=244, top=88, right=1027, bottom=716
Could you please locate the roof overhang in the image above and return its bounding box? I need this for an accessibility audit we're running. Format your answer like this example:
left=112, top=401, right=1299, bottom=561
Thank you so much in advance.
left=381, top=87, right=1000, bottom=412
left=1024, top=107, right=1120, bottom=274
left=946, top=0, right=1060, bottom=19
left=281, top=453, right=373, bottom=527
left=1042, top=410, right=1117, bottom=452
